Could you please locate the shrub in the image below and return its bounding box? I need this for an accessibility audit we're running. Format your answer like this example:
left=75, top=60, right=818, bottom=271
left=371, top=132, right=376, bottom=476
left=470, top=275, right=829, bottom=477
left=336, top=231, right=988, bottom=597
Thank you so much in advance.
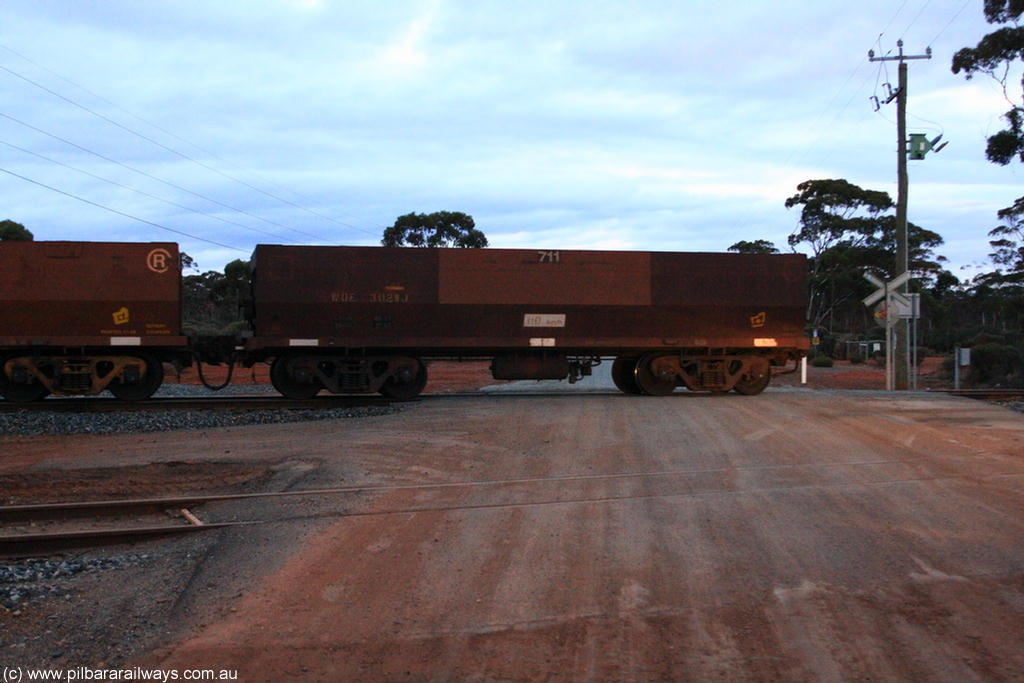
left=940, top=355, right=955, bottom=380
left=810, top=355, right=834, bottom=368
left=968, top=343, right=1024, bottom=387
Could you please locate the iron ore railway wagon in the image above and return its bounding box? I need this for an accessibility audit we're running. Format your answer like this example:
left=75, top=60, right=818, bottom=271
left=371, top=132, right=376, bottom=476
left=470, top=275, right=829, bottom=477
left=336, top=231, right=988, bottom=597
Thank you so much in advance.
left=0, top=241, right=809, bottom=401
left=0, top=241, right=188, bottom=401
left=245, top=245, right=810, bottom=398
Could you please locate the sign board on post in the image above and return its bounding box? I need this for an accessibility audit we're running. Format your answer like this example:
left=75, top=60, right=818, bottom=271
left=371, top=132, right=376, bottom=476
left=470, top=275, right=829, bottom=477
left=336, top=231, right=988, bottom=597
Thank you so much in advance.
left=863, top=271, right=916, bottom=392
left=862, top=271, right=911, bottom=308
left=954, top=346, right=970, bottom=389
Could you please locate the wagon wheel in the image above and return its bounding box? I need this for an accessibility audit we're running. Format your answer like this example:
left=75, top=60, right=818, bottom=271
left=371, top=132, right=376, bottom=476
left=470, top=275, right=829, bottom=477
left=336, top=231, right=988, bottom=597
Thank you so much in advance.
left=634, top=354, right=677, bottom=396
left=733, top=369, right=772, bottom=396
left=270, top=355, right=323, bottom=399
left=611, top=357, right=643, bottom=395
left=0, top=357, right=50, bottom=402
left=109, top=354, right=164, bottom=401
left=380, top=359, right=428, bottom=400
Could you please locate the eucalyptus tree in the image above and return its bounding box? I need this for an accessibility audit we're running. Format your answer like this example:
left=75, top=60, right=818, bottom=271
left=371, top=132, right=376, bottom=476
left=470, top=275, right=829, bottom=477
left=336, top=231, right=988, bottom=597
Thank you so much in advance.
left=0, top=219, right=32, bottom=241
left=382, top=211, right=488, bottom=248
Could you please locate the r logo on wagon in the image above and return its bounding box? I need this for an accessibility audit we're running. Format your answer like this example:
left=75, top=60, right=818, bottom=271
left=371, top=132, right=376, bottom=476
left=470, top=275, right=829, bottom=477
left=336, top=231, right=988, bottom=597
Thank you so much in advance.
left=147, top=247, right=172, bottom=273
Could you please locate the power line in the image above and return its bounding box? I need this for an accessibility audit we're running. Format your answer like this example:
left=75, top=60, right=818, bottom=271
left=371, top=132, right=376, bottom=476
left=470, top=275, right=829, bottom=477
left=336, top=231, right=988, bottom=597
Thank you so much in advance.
left=928, top=0, right=972, bottom=46
left=783, top=60, right=878, bottom=171
left=0, top=47, right=377, bottom=239
left=878, top=1, right=909, bottom=41
left=899, top=0, right=934, bottom=40
left=0, top=165, right=246, bottom=251
left=0, top=110, right=321, bottom=241
left=0, top=138, right=302, bottom=243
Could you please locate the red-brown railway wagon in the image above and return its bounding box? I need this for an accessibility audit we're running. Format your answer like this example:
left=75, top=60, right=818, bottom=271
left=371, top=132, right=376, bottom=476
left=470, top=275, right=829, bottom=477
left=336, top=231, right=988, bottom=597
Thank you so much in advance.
left=246, top=245, right=809, bottom=398
left=0, top=241, right=187, bottom=400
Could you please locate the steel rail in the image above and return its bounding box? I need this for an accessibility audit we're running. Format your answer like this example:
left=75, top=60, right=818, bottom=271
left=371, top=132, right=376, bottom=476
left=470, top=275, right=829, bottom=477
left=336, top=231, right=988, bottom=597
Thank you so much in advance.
left=0, top=522, right=240, bottom=557
left=7, top=456, right=1017, bottom=556
left=0, top=385, right=820, bottom=412
left=0, top=393, right=400, bottom=413
left=0, top=456, right=941, bottom=523
left=943, top=389, right=1024, bottom=401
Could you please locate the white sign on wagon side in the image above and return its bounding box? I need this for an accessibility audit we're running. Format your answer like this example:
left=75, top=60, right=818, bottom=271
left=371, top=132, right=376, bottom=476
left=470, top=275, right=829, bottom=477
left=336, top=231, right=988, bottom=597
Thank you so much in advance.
left=523, top=313, right=566, bottom=328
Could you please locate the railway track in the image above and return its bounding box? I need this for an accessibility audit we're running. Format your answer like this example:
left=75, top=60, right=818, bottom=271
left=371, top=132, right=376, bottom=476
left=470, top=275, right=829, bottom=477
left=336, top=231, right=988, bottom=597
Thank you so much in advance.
left=1, top=455, right=997, bottom=558
left=1, top=486, right=384, bottom=557
left=0, top=495, right=241, bottom=557
left=943, top=388, right=1024, bottom=401
left=0, top=389, right=629, bottom=413
left=0, top=393, right=400, bottom=413
left=0, top=471, right=730, bottom=557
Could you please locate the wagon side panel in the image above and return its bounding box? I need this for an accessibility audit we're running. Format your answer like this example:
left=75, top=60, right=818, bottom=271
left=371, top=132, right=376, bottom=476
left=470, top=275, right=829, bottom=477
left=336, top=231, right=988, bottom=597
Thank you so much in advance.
left=0, top=241, right=185, bottom=347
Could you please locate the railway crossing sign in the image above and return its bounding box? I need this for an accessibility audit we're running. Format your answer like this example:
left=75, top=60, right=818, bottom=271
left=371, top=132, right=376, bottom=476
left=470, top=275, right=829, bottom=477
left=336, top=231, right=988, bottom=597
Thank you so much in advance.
left=871, top=296, right=917, bottom=326
left=863, top=272, right=917, bottom=325
left=862, top=271, right=920, bottom=392
left=863, top=271, right=910, bottom=310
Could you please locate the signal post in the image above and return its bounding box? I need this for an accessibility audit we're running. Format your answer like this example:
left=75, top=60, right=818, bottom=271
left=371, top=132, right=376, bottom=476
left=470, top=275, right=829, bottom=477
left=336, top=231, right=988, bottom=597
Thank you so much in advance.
left=868, top=40, right=935, bottom=390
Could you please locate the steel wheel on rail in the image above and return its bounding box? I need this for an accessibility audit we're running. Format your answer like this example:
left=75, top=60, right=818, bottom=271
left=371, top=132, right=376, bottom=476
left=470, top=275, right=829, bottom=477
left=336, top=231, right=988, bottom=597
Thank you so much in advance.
left=733, top=368, right=772, bottom=395
left=379, top=358, right=428, bottom=400
left=270, top=355, right=323, bottom=400
left=611, top=357, right=643, bottom=395
left=634, top=354, right=678, bottom=396
left=0, top=356, right=50, bottom=402
left=109, top=354, right=164, bottom=401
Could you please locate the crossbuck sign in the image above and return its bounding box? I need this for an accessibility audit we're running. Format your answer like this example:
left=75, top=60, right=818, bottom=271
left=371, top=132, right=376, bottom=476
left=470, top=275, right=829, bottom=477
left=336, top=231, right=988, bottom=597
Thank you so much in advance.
left=863, top=271, right=921, bottom=391
left=863, top=272, right=913, bottom=325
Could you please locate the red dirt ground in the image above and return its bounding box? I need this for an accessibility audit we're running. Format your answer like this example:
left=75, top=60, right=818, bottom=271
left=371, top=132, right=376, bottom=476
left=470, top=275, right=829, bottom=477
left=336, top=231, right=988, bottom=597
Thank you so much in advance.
left=772, top=356, right=948, bottom=391
left=3, top=355, right=1017, bottom=680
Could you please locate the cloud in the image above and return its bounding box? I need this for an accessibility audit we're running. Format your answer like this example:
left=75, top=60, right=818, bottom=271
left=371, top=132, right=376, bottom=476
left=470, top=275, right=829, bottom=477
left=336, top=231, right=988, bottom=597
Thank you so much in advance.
left=0, top=0, right=1019, bottom=278
left=376, top=4, right=436, bottom=73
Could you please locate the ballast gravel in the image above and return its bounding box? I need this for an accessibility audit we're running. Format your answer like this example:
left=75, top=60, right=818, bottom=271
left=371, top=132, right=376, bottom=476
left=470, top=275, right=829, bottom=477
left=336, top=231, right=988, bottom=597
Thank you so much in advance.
left=1, top=555, right=151, bottom=609
left=0, top=385, right=401, bottom=436
left=0, top=404, right=400, bottom=436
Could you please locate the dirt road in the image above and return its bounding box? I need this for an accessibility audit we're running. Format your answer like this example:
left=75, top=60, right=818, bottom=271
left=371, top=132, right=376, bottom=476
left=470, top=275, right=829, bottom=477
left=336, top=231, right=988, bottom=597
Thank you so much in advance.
left=84, top=388, right=1020, bottom=682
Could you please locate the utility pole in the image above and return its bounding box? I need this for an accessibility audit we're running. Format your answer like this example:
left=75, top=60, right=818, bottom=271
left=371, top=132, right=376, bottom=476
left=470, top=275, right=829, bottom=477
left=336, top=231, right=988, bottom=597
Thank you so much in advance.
left=869, top=40, right=931, bottom=390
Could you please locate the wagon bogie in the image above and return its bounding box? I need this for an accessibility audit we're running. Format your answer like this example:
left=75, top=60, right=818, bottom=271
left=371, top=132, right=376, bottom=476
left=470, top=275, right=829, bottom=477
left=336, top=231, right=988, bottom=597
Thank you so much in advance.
left=627, top=352, right=778, bottom=395
left=0, top=352, right=166, bottom=400
left=269, top=352, right=428, bottom=400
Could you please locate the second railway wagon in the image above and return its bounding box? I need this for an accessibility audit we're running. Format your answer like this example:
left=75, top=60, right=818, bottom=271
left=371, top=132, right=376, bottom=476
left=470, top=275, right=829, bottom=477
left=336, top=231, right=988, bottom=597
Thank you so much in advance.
left=244, top=245, right=809, bottom=398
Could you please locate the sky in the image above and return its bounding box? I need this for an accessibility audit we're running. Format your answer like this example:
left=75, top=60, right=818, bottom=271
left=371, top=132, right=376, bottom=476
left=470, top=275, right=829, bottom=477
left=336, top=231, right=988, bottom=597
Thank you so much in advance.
left=1, top=1, right=1019, bottom=280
